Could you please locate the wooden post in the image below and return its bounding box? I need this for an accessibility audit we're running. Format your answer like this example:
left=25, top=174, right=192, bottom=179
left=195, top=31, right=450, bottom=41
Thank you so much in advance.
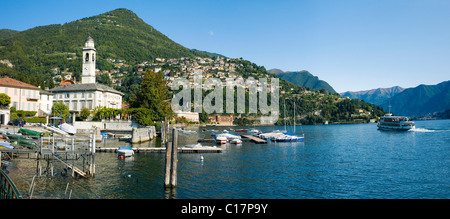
left=171, top=128, right=178, bottom=188
left=164, top=128, right=179, bottom=188
left=164, top=141, right=172, bottom=188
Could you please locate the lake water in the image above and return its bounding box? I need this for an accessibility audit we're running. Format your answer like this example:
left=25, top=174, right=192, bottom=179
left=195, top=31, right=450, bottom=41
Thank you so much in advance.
left=4, top=120, right=450, bottom=199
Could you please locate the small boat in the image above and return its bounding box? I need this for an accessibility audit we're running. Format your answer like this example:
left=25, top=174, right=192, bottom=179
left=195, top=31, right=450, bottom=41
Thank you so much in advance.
left=235, top=129, right=247, bottom=132
left=377, top=113, right=415, bottom=131
left=230, top=139, right=242, bottom=144
left=18, top=128, right=41, bottom=137
left=117, top=147, right=134, bottom=157
left=248, top=129, right=261, bottom=135
left=272, top=134, right=305, bottom=142
left=59, top=123, right=77, bottom=135
left=215, top=136, right=228, bottom=144
left=119, top=135, right=132, bottom=142
left=215, top=130, right=241, bottom=141
left=0, top=141, right=14, bottom=149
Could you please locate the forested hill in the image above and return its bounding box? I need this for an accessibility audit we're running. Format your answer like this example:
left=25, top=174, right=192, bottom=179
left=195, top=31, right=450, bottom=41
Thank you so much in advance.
left=0, top=8, right=211, bottom=87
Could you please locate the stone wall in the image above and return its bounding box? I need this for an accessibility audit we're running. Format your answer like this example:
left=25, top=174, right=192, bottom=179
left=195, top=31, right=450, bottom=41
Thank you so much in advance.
left=131, top=127, right=157, bottom=144
left=74, top=120, right=140, bottom=131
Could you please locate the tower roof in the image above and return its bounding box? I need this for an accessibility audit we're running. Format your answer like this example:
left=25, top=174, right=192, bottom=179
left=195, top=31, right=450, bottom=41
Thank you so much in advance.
left=85, top=36, right=94, bottom=42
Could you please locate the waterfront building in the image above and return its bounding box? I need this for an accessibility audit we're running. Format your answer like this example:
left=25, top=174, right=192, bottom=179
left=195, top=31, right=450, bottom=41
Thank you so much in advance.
left=174, top=111, right=200, bottom=123
left=49, top=37, right=123, bottom=113
left=209, top=114, right=233, bottom=126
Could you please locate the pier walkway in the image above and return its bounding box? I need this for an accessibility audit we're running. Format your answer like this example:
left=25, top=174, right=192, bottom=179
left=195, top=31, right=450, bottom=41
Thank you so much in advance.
left=96, top=147, right=223, bottom=154
left=241, top=135, right=267, bottom=144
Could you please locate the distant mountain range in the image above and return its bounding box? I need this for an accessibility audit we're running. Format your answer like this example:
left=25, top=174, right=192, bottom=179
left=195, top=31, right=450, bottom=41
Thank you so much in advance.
left=269, top=69, right=337, bottom=94
left=342, top=81, right=450, bottom=117
left=340, top=86, right=405, bottom=106
left=379, top=80, right=450, bottom=117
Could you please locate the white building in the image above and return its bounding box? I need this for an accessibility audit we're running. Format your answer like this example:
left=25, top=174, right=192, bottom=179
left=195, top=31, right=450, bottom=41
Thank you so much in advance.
left=39, top=90, right=54, bottom=116
left=48, top=37, right=123, bottom=113
left=174, top=111, right=199, bottom=123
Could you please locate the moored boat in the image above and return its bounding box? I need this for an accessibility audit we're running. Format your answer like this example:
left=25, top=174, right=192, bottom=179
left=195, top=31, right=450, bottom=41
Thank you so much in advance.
left=117, top=147, right=134, bottom=157
left=235, top=129, right=247, bottom=132
left=215, top=136, right=228, bottom=144
left=59, top=123, right=77, bottom=135
left=0, top=141, right=14, bottom=149
left=377, top=113, right=415, bottom=131
left=230, top=138, right=242, bottom=144
left=118, top=135, right=132, bottom=142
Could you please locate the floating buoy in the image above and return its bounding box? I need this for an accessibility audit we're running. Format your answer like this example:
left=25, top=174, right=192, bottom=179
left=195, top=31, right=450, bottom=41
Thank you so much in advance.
left=200, top=155, right=204, bottom=161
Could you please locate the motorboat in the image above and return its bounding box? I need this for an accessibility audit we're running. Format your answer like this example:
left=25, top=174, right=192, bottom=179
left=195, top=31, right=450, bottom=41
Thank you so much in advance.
left=117, top=147, right=134, bottom=157
left=119, top=135, right=132, bottom=142
left=248, top=129, right=261, bottom=135
left=377, top=113, right=415, bottom=131
left=235, top=129, right=247, bottom=132
left=230, top=139, right=242, bottom=144
left=215, top=136, right=228, bottom=144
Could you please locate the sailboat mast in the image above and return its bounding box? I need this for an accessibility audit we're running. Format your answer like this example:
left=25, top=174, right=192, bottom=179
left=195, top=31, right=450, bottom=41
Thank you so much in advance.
left=284, top=99, right=286, bottom=132
left=294, top=101, right=296, bottom=133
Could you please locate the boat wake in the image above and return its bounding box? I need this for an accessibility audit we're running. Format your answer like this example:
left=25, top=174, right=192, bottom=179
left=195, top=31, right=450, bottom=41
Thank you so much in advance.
left=409, top=128, right=435, bottom=132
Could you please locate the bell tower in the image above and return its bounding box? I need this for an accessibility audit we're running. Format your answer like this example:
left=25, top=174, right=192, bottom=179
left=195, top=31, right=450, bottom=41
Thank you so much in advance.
left=81, top=36, right=96, bottom=84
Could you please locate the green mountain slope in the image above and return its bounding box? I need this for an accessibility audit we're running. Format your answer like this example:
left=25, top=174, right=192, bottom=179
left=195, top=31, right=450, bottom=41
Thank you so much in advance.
left=0, top=29, right=19, bottom=41
left=270, top=69, right=337, bottom=94
left=0, top=8, right=211, bottom=86
left=380, top=81, right=450, bottom=117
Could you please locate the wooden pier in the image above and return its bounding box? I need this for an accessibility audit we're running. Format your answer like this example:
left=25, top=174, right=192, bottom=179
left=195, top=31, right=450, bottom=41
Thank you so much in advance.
left=241, top=135, right=267, bottom=144
left=96, top=147, right=223, bottom=154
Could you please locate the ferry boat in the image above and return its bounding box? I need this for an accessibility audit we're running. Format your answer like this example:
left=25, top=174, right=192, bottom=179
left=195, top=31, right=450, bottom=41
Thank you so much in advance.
left=377, top=113, right=415, bottom=131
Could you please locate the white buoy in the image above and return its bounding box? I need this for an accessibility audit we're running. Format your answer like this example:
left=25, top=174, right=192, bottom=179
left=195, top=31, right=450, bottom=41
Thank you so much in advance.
left=200, top=155, right=204, bottom=161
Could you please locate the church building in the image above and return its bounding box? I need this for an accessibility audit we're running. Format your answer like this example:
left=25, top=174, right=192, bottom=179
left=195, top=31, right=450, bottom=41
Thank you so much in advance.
left=49, top=37, right=123, bottom=112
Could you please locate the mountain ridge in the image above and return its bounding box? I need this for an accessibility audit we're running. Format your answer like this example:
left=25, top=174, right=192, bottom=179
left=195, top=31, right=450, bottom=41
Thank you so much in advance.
left=379, top=80, right=450, bottom=117
left=340, top=86, right=405, bottom=105
left=0, top=8, right=214, bottom=86
left=269, top=69, right=337, bottom=94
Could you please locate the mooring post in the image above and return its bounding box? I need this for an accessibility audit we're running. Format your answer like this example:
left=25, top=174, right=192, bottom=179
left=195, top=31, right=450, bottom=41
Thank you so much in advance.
left=171, top=128, right=178, bottom=188
left=164, top=141, right=172, bottom=188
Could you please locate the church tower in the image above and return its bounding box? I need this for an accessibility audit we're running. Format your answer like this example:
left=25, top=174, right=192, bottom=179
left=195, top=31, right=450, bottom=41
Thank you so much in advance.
left=81, top=36, right=96, bottom=84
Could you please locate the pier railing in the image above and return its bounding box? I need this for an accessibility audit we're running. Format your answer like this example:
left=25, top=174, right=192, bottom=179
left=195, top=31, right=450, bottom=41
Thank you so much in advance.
left=0, top=168, right=22, bottom=199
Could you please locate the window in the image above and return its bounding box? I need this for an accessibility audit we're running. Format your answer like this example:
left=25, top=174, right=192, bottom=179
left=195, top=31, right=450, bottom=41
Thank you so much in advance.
left=4, top=87, right=7, bottom=94
left=14, top=88, right=17, bottom=95
left=65, top=93, right=70, bottom=98
left=85, top=53, right=89, bottom=62
left=92, top=53, right=95, bottom=61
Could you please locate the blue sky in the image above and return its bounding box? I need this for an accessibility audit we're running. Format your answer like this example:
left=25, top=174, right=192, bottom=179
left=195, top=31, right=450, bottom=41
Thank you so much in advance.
left=1, top=0, right=450, bottom=92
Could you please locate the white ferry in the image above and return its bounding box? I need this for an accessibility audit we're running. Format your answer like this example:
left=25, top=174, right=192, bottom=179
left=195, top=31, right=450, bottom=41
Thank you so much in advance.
left=377, top=113, right=415, bottom=131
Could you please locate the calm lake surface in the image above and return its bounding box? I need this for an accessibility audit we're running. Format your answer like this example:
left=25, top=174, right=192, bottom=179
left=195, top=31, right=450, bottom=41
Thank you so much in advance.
left=4, top=120, right=450, bottom=199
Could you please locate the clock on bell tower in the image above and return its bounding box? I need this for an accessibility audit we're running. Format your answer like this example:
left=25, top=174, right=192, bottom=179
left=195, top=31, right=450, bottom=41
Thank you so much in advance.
left=81, top=36, right=96, bottom=84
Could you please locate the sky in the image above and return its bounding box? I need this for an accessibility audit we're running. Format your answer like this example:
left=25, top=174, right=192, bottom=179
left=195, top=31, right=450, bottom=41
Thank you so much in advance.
left=1, top=0, right=450, bottom=93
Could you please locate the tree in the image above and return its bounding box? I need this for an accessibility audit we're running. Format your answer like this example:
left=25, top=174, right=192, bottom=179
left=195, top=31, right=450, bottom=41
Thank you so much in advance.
left=0, top=93, right=11, bottom=108
left=51, top=102, right=69, bottom=119
left=80, top=107, right=91, bottom=121
left=130, top=69, right=171, bottom=121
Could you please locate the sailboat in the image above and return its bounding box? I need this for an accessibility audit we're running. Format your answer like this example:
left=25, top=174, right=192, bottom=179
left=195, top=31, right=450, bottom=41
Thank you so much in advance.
left=272, top=101, right=305, bottom=142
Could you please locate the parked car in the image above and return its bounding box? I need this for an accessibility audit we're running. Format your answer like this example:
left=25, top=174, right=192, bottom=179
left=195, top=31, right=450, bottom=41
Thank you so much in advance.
left=8, top=119, right=26, bottom=126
